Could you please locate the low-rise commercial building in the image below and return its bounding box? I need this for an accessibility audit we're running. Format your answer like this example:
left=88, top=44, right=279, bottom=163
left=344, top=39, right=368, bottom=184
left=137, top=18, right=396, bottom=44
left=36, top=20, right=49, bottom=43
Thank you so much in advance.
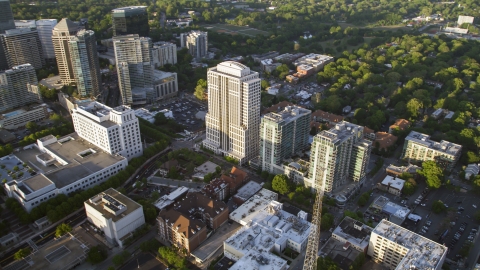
left=228, top=249, right=288, bottom=270
left=85, top=188, right=145, bottom=247
left=156, top=192, right=228, bottom=253
left=4, top=133, right=127, bottom=212
left=230, top=188, right=278, bottom=225
left=225, top=201, right=311, bottom=262
left=292, top=53, right=334, bottom=72
left=386, top=164, right=420, bottom=178
left=377, top=175, right=405, bottom=196
left=154, top=186, right=189, bottom=210
left=401, top=131, right=462, bottom=170
left=368, top=219, right=447, bottom=270
left=152, top=70, right=178, bottom=101
left=0, top=103, right=49, bottom=130
left=232, top=181, right=262, bottom=206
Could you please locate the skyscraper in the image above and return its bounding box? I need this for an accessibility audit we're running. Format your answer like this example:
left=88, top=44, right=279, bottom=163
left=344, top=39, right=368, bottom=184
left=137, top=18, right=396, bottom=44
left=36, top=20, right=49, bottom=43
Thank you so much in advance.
left=69, top=30, right=101, bottom=97
left=36, top=19, right=57, bottom=60
left=0, top=0, right=15, bottom=34
left=111, top=6, right=149, bottom=37
left=180, top=31, right=208, bottom=60
left=113, top=35, right=153, bottom=105
left=260, top=105, right=311, bottom=174
left=151, top=41, right=177, bottom=68
left=52, top=18, right=81, bottom=85
left=203, top=61, right=261, bottom=165
left=0, top=64, right=41, bottom=112
left=308, top=121, right=371, bottom=192
left=1, top=28, right=45, bottom=69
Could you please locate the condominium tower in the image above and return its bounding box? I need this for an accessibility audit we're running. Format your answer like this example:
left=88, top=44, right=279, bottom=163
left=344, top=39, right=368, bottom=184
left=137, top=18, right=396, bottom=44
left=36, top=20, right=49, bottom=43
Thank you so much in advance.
left=260, top=105, right=311, bottom=174
left=1, top=28, right=45, bottom=69
left=181, top=31, right=208, bottom=60
left=203, top=61, right=261, bottom=165
left=308, top=121, right=371, bottom=192
left=111, top=6, right=149, bottom=37
left=0, top=0, right=15, bottom=34
left=401, top=131, right=462, bottom=170
left=151, top=42, right=177, bottom=68
left=36, top=19, right=57, bottom=60
left=52, top=18, right=81, bottom=85
left=71, top=102, right=143, bottom=160
left=69, top=30, right=101, bottom=97
left=113, top=35, right=153, bottom=105
left=0, top=64, right=41, bottom=112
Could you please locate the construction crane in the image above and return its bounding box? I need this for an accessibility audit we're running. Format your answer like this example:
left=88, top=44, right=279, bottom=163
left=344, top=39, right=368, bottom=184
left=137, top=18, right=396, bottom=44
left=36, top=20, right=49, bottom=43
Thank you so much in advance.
left=303, top=167, right=325, bottom=270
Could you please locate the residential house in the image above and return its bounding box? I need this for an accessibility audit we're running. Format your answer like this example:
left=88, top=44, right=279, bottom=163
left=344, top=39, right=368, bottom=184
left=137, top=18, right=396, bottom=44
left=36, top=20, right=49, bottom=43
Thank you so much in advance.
left=388, top=119, right=411, bottom=134
left=158, top=159, right=179, bottom=177
left=465, top=163, right=479, bottom=180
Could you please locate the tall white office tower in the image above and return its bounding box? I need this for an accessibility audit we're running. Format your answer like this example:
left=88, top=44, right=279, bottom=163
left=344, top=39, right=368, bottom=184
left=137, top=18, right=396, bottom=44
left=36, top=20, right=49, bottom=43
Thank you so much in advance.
left=113, top=34, right=153, bottom=105
left=203, top=61, right=261, bottom=165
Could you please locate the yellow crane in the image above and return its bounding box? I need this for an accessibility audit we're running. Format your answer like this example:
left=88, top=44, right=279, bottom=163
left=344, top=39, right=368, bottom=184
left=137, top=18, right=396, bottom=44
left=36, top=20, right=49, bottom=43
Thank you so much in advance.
left=303, top=167, right=325, bottom=270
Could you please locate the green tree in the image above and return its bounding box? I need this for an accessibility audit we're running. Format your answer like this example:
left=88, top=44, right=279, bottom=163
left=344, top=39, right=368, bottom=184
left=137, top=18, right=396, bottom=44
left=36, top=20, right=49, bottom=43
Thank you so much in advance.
left=25, top=121, right=39, bottom=132
left=317, top=256, right=341, bottom=270
left=261, top=79, right=270, bottom=90
left=112, top=250, right=130, bottom=267
left=14, top=248, right=31, bottom=260
left=55, top=223, right=72, bottom=237
left=432, top=200, right=447, bottom=214
left=402, top=178, right=417, bottom=196
left=194, top=79, right=207, bottom=100
left=418, top=161, right=443, bottom=189
left=86, top=245, right=108, bottom=264
left=321, top=213, right=334, bottom=231
left=272, top=174, right=291, bottom=195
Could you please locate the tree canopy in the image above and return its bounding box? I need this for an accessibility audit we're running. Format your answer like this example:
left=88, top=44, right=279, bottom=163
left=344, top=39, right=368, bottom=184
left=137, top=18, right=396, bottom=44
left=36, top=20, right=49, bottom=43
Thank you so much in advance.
left=418, top=161, right=444, bottom=189
left=272, top=174, right=291, bottom=195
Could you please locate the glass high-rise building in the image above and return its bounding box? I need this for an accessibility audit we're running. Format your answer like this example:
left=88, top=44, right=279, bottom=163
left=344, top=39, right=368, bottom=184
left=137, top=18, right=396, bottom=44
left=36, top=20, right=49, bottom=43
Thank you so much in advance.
left=69, top=30, right=101, bottom=97
left=113, top=34, right=153, bottom=105
left=0, top=0, right=15, bottom=34
left=112, top=6, right=149, bottom=37
left=260, top=105, right=311, bottom=174
left=36, top=19, right=57, bottom=60
left=308, top=121, right=372, bottom=192
left=203, top=61, right=261, bottom=165
left=52, top=18, right=81, bottom=85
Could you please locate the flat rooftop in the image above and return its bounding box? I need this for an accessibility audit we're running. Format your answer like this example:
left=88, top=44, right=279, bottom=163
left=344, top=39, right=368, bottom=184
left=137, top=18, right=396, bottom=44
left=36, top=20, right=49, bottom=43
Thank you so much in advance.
left=406, top=131, right=462, bottom=156
left=262, top=105, right=311, bottom=124
left=373, top=219, right=447, bottom=270
left=333, top=217, right=373, bottom=250
left=319, top=237, right=360, bottom=270
left=234, top=181, right=262, bottom=201
left=28, top=233, right=89, bottom=270
left=22, top=174, right=54, bottom=192
left=380, top=175, right=405, bottom=190
left=316, top=121, right=363, bottom=144
left=228, top=249, right=287, bottom=270
left=229, top=188, right=278, bottom=225
left=153, top=69, right=176, bottom=81
left=85, top=188, right=142, bottom=223
left=154, top=186, right=189, bottom=210
left=191, top=221, right=241, bottom=262
left=43, top=133, right=125, bottom=188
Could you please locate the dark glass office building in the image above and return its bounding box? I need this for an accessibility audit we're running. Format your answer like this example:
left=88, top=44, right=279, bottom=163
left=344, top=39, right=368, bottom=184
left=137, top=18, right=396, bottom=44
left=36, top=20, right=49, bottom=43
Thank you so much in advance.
left=112, top=6, right=149, bottom=37
left=0, top=0, right=15, bottom=34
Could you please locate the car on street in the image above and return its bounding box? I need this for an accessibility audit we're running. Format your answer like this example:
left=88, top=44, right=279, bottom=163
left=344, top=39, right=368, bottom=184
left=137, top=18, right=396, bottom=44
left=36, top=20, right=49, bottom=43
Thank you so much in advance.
left=421, top=203, right=426, bottom=206
left=473, top=204, right=477, bottom=208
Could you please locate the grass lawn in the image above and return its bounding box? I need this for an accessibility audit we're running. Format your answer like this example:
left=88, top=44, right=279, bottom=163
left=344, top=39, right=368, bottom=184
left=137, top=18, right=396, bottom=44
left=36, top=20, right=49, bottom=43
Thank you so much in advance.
left=203, top=23, right=269, bottom=37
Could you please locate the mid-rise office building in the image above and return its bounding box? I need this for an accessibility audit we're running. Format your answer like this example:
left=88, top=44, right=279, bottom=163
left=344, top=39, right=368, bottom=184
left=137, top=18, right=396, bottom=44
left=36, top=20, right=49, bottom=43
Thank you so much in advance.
left=52, top=18, right=81, bottom=85
left=113, top=34, right=153, bottom=105
left=111, top=6, right=149, bottom=37
left=0, top=64, right=41, bottom=113
left=0, top=28, right=45, bottom=69
left=401, top=131, right=462, bottom=170
left=69, top=30, right=101, bottom=97
left=36, top=19, right=58, bottom=60
left=0, top=0, right=15, bottom=34
left=152, top=41, right=177, bottom=68
left=203, top=62, right=261, bottom=165
left=368, top=219, right=447, bottom=270
left=152, top=70, right=178, bottom=101
left=85, top=188, right=145, bottom=247
left=3, top=133, right=127, bottom=212
left=0, top=103, right=49, bottom=130
left=308, top=121, right=372, bottom=192
left=260, top=105, right=311, bottom=174
left=181, top=31, right=208, bottom=60
left=71, top=102, right=143, bottom=160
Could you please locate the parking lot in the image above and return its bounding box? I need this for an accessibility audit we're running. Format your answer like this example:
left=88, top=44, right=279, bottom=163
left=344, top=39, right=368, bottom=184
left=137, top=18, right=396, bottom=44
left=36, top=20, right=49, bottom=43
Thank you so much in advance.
left=150, top=97, right=206, bottom=132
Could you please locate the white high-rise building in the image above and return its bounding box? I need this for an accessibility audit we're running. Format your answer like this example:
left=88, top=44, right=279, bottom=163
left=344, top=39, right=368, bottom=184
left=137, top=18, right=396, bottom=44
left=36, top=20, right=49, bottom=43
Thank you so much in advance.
left=72, top=102, right=143, bottom=160
left=113, top=34, right=153, bottom=105
left=180, top=31, right=208, bottom=60
left=368, top=219, right=447, bottom=270
left=36, top=19, right=57, bottom=60
left=152, top=41, right=177, bottom=68
left=308, top=121, right=371, bottom=192
left=203, top=61, right=261, bottom=165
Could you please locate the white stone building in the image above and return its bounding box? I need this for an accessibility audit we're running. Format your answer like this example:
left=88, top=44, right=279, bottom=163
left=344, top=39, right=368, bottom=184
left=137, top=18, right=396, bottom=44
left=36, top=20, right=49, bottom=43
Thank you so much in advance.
left=85, top=188, right=145, bottom=247
left=152, top=41, right=177, bottom=68
left=72, top=102, right=143, bottom=160
left=0, top=103, right=49, bottom=130
left=203, top=62, right=261, bottom=165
